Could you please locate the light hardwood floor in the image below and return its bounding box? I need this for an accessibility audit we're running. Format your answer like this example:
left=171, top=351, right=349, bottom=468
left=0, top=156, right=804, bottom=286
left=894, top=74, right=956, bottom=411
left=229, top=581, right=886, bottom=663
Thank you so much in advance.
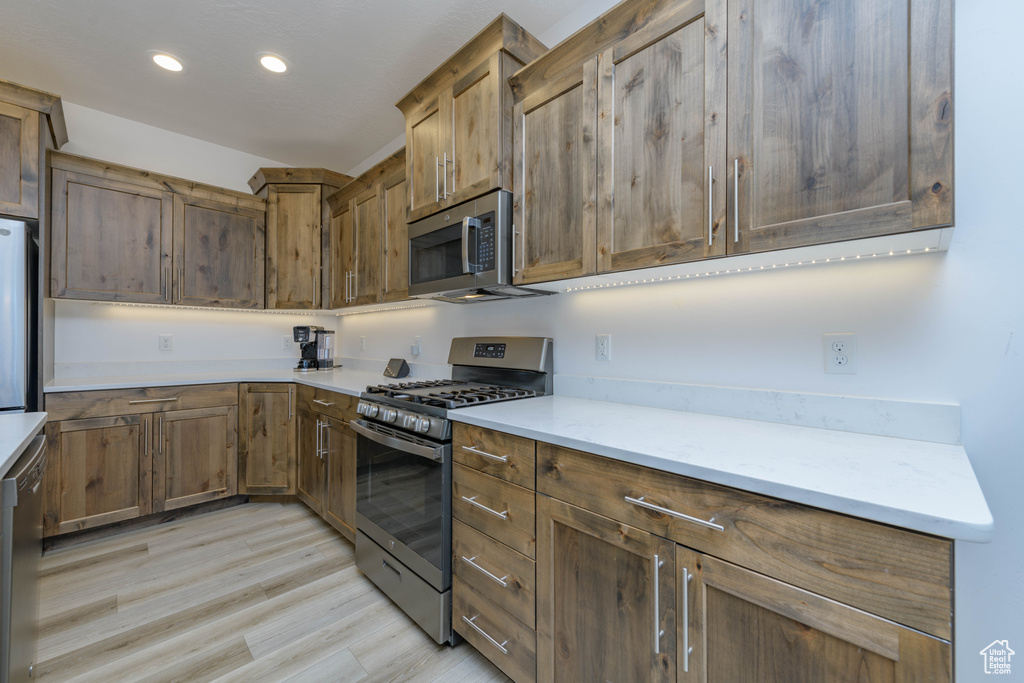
left=37, top=502, right=511, bottom=682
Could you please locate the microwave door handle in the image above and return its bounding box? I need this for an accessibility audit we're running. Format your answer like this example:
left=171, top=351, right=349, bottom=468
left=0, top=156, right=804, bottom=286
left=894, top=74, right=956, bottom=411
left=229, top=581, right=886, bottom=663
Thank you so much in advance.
left=462, top=216, right=481, bottom=274
left=350, top=419, right=450, bottom=463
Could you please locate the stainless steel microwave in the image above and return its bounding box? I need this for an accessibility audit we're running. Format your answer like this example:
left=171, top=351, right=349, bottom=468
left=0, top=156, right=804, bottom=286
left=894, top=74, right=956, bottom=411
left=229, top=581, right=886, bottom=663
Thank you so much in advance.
left=407, top=190, right=553, bottom=303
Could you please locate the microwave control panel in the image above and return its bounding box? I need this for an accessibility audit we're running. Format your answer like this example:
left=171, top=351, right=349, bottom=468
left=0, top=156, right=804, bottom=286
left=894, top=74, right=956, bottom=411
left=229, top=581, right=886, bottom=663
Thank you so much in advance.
left=474, top=343, right=506, bottom=359
left=474, top=212, right=495, bottom=271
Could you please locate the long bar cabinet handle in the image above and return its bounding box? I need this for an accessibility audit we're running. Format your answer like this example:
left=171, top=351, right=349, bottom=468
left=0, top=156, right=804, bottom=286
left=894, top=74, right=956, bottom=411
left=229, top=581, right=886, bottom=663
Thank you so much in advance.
left=436, top=156, right=442, bottom=203
left=461, top=615, right=509, bottom=655
left=653, top=553, right=664, bottom=654
left=313, top=399, right=334, bottom=407
left=128, top=397, right=179, bottom=405
left=442, top=152, right=450, bottom=198
left=624, top=495, right=724, bottom=531
left=707, top=165, right=714, bottom=246
left=461, top=495, right=508, bottom=520
left=734, top=158, right=740, bottom=243
left=288, top=387, right=293, bottom=420
left=682, top=567, right=693, bottom=672
left=461, top=445, right=508, bottom=463
left=461, top=556, right=509, bottom=588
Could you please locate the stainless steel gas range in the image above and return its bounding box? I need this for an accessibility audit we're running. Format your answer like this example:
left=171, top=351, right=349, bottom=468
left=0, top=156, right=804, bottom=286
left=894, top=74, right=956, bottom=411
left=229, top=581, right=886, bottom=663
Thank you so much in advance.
left=352, top=336, right=552, bottom=644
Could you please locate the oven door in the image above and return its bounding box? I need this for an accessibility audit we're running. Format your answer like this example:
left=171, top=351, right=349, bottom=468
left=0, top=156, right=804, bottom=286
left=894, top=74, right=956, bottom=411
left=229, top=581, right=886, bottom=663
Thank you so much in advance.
left=352, top=419, right=452, bottom=590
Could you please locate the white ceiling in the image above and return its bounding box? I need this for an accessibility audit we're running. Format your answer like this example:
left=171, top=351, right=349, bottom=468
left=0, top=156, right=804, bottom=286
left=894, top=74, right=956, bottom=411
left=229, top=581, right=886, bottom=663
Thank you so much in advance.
left=0, top=0, right=594, bottom=173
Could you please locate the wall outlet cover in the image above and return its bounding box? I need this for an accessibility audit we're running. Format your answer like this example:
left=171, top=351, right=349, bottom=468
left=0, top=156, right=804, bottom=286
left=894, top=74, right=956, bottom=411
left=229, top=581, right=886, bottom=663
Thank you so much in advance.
left=158, top=334, right=173, bottom=352
left=824, top=333, right=857, bottom=374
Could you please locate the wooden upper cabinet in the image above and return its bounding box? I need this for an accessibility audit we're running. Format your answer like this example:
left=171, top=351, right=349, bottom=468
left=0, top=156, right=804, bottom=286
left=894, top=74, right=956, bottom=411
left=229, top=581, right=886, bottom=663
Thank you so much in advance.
left=0, top=79, right=67, bottom=219
left=50, top=153, right=266, bottom=306
left=597, top=3, right=728, bottom=271
left=397, top=15, right=546, bottom=223
left=173, top=195, right=265, bottom=308
left=728, top=0, right=953, bottom=253
left=249, top=167, right=353, bottom=310
left=51, top=166, right=174, bottom=303
left=382, top=168, right=409, bottom=302
left=350, top=186, right=383, bottom=306
left=328, top=197, right=353, bottom=309
left=512, top=63, right=598, bottom=284
left=677, top=546, right=951, bottom=683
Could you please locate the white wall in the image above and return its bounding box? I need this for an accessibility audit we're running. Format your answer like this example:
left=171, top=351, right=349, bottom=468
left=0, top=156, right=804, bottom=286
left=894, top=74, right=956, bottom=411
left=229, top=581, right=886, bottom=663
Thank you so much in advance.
left=337, top=0, right=1023, bottom=678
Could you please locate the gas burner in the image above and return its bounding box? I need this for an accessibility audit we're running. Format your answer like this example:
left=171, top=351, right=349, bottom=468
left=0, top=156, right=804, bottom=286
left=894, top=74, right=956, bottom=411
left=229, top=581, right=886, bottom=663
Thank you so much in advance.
left=420, top=385, right=536, bottom=409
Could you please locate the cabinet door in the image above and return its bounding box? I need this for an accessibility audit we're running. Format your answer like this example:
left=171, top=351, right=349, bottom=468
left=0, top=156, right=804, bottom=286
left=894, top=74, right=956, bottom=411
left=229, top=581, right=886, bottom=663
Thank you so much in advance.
left=677, top=546, right=951, bottom=682
left=0, top=101, right=39, bottom=218
left=450, top=53, right=503, bottom=206
left=537, top=494, right=675, bottom=683
left=237, top=383, right=295, bottom=495
left=296, top=408, right=326, bottom=514
left=43, top=415, right=152, bottom=536
left=381, top=170, right=409, bottom=302
left=323, top=416, right=357, bottom=541
left=266, top=184, right=321, bottom=309
left=351, top=186, right=382, bottom=306
left=406, top=93, right=447, bottom=222
left=51, top=169, right=173, bottom=303
left=153, top=406, right=238, bottom=512
left=328, top=198, right=353, bottom=308
left=513, top=62, right=598, bottom=285
left=173, top=195, right=265, bottom=308
left=596, top=6, right=727, bottom=272
left=728, top=0, right=953, bottom=253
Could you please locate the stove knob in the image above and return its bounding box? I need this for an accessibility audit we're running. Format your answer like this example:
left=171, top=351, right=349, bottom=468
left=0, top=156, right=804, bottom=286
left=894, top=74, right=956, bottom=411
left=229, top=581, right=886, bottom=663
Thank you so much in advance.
left=402, top=415, right=417, bottom=429
left=366, top=404, right=379, bottom=418
left=415, top=418, right=431, bottom=434
left=380, top=408, right=398, bottom=423
left=356, top=402, right=368, bottom=415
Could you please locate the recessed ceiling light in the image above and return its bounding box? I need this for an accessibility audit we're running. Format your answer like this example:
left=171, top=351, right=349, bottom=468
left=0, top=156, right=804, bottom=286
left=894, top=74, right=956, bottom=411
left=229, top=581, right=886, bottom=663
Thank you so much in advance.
left=150, top=52, right=184, bottom=72
left=258, top=53, right=288, bottom=73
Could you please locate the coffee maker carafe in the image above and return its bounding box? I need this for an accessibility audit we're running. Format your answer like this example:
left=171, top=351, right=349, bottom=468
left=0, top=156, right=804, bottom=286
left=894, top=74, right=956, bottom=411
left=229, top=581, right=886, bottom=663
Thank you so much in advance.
left=292, top=326, right=336, bottom=372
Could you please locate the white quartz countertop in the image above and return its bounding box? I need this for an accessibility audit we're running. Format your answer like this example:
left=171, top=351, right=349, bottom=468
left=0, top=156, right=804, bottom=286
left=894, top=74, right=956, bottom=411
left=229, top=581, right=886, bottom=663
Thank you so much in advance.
left=0, top=412, right=47, bottom=479
left=44, top=368, right=391, bottom=398
left=449, top=396, right=993, bottom=543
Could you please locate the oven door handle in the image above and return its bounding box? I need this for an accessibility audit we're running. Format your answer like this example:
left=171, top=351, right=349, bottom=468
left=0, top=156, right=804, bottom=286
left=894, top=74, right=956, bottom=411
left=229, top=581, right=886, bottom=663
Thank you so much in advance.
left=350, top=419, right=449, bottom=463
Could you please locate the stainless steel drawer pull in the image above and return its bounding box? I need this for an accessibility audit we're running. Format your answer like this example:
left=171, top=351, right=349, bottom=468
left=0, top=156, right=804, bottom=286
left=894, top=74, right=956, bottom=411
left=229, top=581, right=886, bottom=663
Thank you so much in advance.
left=128, top=397, right=180, bottom=405
left=461, top=615, right=508, bottom=655
left=461, top=556, right=509, bottom=588
left=653, top=553, right=664, bottom=654
left=624, top=495, right=724, bottom=531
left=733, top=158, right=740, bottom=243
left=682, top=567, right=693, bottom=672
left=707, top=165, right=714, bottom=246
left=461, top=495, right=508, bottom=520
left=313, top=399, right=335, bottom=407
left=461, top=445, right=508, bottom=463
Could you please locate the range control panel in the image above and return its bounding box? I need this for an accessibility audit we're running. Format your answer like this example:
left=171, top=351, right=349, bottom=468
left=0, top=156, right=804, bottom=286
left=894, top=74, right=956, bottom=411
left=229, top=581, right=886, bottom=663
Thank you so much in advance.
left=474, top=342, right=506, bottom=359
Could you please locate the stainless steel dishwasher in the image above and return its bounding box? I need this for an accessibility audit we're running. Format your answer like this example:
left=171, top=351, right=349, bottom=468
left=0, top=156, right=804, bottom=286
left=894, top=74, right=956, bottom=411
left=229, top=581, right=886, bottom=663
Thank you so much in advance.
left=1, top=434, right=46, bottom=683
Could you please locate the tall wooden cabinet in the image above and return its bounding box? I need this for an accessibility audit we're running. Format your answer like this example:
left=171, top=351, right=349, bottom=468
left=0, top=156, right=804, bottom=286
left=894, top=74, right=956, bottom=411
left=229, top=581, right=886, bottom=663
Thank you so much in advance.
left=248, top=168, right=352, bottom=309
left=509, top=0, right=954, bottom=283
left=326, top=148, right=408, bottom=308
left=50, top=153, right=266, bottom=307
left=0, top=79, right=67, bottom=220
left=397, top=15, right=546, bottom=223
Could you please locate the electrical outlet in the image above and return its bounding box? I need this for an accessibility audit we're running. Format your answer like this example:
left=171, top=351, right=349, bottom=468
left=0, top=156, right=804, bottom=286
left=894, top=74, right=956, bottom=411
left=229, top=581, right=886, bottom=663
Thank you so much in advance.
left=282, top=335, right=292, bottom=350
left=596, top=334, right=611, bottom=361
left=360, top=336, right=366, bottom=352
left=411, top=336, right=422, bottom=356
left=824, top=333, right=856, bottom=374
left=158, top=334, right=173, bottom=352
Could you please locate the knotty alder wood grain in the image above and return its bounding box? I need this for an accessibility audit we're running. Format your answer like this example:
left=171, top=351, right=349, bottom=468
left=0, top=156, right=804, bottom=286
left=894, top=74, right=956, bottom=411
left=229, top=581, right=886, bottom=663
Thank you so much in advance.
left=382, top=168, right=410, bottom=301
left=0, top=100, right=39, bottom=218
left=454, top=577, right=537, bottom=683
left=237, top=384, right=296, bottom=495
left=453, top=518, right=537, bottom=628
left=323, top=416, right=357, bottom=542
left=407, top=95, right=445, bottom=220
left=265, top=183, right=322, bottom=309
left=351, top=186, right=383, bottom=306
left=44, top=383, right=238, bottom=421
left=536, top=494, right=676, bottom=683
left=328, top=196, right=353, bottom=308
left=453, top=463, right=537, bottom=559
left=453, top=423, right=536, bottom=489
left=153, top=405, right=238, bottom=512
left=537, top=443, right=953, bottom=640
left=296, top=408, right=326, bottom=515
left=36, top=502, right=511, bottom=681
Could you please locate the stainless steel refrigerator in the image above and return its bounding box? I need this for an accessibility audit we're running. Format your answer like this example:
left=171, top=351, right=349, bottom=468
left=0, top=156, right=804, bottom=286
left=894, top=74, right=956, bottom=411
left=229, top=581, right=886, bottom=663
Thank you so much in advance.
left=0, top=218, right=39, bottom=414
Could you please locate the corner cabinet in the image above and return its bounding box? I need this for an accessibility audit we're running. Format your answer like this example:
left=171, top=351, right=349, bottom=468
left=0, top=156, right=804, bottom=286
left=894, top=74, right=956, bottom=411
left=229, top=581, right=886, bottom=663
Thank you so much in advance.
left=508, top=0, right=953, bottom=284
left=0, top=79, right=67, bottom=219
left=238, top=383, right=296, bottom=495
left=397, top=15, right=546, bottom=223
left=248, top=168, right=353, bottom=310
left=50, top=153, right=266, bottom=307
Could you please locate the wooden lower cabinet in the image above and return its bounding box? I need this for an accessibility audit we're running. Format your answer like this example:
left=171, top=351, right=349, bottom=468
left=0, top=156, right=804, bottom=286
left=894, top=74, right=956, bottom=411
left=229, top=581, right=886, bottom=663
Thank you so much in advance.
left=296, top=401, right=357, bottom=541
left=536, top=494, right=676, bottom=683
left=238, top=383, right=296, bottom=495
left=677, top=546, right=951, bottom=682
left=43, top=415, right=152, bottom=535
left=152, top=405, right=237, bottom=512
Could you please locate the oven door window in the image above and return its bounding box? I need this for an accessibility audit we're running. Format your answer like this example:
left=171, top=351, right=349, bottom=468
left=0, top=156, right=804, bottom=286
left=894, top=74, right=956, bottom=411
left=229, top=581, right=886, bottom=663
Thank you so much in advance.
left=357, top=434, right=445, bottom=573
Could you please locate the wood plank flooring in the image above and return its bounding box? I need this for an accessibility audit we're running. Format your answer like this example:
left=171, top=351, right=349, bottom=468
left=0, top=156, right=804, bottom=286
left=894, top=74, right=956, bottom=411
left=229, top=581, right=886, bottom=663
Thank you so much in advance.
left=37, top=502, right=511, bottom=682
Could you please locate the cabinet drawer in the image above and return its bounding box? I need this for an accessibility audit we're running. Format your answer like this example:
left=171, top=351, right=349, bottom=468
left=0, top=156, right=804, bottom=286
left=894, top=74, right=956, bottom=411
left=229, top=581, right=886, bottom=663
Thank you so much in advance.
left=296, top=384, right=353, bottom=422
left=453, top=423, right=536, bottom=489
left=453, top=464, right=536, bottom=559
left=537, top=443, right=953, bottom=640
left=46, top=383, right=238, bottom=421
left=454, top=577, right=536, bottom=683
left=453, top=519, right=536, bottom=628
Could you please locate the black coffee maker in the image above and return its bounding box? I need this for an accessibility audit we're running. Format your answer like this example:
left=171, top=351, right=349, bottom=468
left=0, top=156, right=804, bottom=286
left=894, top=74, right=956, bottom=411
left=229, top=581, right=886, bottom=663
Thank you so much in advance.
left=293, top=325, right=335, bottom=372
